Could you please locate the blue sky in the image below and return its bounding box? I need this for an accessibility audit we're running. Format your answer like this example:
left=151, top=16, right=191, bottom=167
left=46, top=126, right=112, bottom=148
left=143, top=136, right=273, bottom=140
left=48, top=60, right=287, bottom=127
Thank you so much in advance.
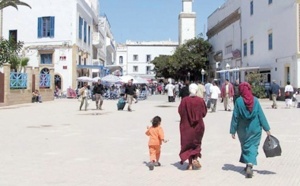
left=100, top=0, right=226, bottom=43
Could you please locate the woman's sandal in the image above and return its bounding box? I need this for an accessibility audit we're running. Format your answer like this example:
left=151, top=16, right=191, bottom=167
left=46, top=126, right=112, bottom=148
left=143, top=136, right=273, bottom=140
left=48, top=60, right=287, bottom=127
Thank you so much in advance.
left=192, top=159, right=202, bottom=170
left=186, top=164, right=193, bottom=170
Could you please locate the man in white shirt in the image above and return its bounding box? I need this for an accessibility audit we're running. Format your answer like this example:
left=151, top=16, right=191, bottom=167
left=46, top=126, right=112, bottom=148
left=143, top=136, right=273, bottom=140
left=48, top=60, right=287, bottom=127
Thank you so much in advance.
left=210, top=81, right=221, bottom=112
left=284, top=81, right=294, bottom=108
left=165, top=79, right=175, bottom=102
left=204, top=81, right=212, bottom=105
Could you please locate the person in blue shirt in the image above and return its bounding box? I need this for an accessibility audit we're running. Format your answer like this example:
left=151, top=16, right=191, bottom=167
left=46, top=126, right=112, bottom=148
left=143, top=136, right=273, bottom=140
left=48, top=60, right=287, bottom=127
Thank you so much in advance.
left=270, top=80, right=281, bottom=109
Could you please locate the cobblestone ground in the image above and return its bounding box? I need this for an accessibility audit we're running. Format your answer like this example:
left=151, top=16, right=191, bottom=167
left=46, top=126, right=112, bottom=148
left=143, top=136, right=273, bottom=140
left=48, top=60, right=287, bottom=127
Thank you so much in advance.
left=0, top=95, right=299, bottom=186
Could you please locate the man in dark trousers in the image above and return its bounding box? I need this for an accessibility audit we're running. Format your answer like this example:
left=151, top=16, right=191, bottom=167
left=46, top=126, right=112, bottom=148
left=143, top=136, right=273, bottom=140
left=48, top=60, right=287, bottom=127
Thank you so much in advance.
left=125, top=80, right=136, bottom=112
left=93, top=79, right=105, bottom=110
left=233, top=79, right=240, bottom=105
left=270, top=79, right=281, bottom=109
left=179, top=80, right=190, bottom=100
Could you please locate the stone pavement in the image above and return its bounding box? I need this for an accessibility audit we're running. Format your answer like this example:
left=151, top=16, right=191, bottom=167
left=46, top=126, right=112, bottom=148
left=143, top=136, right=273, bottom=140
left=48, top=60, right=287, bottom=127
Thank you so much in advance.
left=0, top=95, right=299, bottom=186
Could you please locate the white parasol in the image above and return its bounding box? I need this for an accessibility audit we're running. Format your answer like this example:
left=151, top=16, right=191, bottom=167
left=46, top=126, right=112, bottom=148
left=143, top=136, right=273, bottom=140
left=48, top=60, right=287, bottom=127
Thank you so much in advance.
left=120, top=75, right=138, bottom=84
left=77, top=76, right=93, bottom=82
left=101, top=74, right=121, bottom=83
left=134, top=76, right=149, bottom=84
left=92, top=77, right=101, bottom=82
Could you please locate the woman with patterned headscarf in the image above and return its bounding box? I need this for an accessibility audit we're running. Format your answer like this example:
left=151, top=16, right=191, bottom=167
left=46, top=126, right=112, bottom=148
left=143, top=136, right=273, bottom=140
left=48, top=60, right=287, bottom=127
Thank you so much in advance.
left=178, top=83, right=207, bottom=170
left=230, top=82, right=271, bottom=178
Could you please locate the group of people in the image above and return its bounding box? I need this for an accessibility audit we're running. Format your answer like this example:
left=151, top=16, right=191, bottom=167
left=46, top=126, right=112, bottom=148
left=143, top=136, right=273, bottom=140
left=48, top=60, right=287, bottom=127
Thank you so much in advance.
left=270, top=80, right=300, bottom=109
left=146, top=81, right=271, bottom=179
left=77, top=79, right=139, bottom=112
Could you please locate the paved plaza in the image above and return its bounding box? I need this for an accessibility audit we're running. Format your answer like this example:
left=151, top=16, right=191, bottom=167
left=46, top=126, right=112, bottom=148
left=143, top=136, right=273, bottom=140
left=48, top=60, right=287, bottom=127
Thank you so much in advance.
left=0, top=95, right=299, bottom=186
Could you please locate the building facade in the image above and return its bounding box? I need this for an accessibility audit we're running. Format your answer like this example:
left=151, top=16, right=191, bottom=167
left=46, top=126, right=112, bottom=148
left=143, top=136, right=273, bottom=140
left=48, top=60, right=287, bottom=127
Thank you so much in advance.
left=207, top=0, right=300, bottom=88
left=2, top=0, right=104, bottom=91
left=117, top=41, right=178, bottom=79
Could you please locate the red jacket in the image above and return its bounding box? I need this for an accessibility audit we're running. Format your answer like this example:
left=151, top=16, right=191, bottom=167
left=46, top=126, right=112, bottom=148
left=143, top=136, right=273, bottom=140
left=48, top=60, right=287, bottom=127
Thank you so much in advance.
left=221, top=83, right=234, bottom=98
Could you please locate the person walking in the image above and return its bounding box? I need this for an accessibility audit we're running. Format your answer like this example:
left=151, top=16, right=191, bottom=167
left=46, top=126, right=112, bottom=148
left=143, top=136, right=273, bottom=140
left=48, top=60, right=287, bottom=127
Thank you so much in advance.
left=165, top=79, right=175, bottom=102
left=93, top=79, right=105, bottom=110
left=209, top=81, right=221, bottom=112
left=204, top=81, right=212, bottom=105
left=125, top=80, right=136, bottom=112
left=196, top=81, right=205, bottom=98
left=145, top=116, right=168, bottom=171
left=270, top=80, right=281, bottom=109
left=230, top=82, right=271, bottom=178
left=284, top=81, right=294, bottom=108
left=179, top=80, right=190, bottom=100
left=233, top=79, right=240, bottom=105
left=221, top=79, right=234, bottom=111
left=79, top=83, right=89, bottom=111
left=178, top=83, right=207, bottom=170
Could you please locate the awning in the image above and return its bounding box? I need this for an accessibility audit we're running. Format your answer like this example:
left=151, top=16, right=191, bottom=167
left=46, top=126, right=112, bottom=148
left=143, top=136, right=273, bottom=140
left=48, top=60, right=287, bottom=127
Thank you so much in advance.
left=77, top=65, right=104, bottom=70
left=216, top=66, right=260, bottom=73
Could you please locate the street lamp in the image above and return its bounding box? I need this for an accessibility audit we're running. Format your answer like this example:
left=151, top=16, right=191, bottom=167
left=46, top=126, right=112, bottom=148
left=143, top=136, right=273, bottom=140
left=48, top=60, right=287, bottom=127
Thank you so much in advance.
left=201, top=69, right=205, bottom=83
left=187, top=72, right=190, bottom=81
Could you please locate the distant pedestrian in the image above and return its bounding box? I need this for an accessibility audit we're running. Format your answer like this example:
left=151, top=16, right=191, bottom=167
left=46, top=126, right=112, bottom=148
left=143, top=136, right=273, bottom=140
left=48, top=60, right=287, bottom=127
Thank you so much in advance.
left=209, top=81, right=221, bottom=112
left=284, top=81, right=294, bottom=108
left=233, top=79, right=240, bottom=105
left=179, top=80, right=190, bottom=100
left=125, top=80, right=136, bottom=112
left=204, top=80, right=212, bottom=105
left=165, top=79, right=175, bottom=102
left=230, top=82, right=271, bottom=178
left=196, top=81, right=205, bottom=98
left=178, top=83, right=207, bottom=170
left=79, top=83, right=89, bottom=111
left=221, top=79, right=234, bottom=111
left=93, top=79, right=105, bottom=110
left=145, top=116, right=168, bottom=171
left=270, top=80, right=281, bottom=109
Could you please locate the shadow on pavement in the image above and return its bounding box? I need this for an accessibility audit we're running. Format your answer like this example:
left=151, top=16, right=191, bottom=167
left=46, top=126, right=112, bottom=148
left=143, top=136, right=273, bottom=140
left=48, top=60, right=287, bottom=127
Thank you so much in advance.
left=172, top=161, right=189, bottom=171
left=222, top=164, right=276, bottom=176
left=222, top=164, right=244, bottom=175
left=156, top=105, right=177, bottom=108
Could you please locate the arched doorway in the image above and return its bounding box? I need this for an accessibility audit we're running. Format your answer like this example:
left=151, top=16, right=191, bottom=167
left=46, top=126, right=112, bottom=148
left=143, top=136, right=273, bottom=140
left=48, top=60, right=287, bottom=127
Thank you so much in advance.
left=54, top=74, right=62, bottom=89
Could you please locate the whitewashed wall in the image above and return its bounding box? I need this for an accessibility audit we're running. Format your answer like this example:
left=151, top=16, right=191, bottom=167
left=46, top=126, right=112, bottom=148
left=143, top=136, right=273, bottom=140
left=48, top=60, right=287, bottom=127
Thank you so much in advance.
left=125, top=42, right=178, bottom=77
left=2, top=0, right=97, bottom=91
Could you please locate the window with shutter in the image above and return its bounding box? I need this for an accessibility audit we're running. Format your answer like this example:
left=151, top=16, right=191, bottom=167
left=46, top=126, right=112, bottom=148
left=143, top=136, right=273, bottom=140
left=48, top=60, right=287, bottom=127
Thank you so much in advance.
left=37, top=16, right=55, bottom=38
left=84, top=21, right=87, bottom=43
left=79, top=17, right=83, bottom=39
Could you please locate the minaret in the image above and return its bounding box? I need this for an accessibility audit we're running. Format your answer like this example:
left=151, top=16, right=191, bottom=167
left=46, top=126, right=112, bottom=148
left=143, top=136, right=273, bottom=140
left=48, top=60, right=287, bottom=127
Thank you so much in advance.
left=178, top=0, right=196, bottom=45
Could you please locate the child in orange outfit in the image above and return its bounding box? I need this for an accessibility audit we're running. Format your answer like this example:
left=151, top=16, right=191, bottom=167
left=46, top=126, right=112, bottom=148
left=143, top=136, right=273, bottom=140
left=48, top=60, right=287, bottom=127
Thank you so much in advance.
left=145, top=116, right=168, bottom=170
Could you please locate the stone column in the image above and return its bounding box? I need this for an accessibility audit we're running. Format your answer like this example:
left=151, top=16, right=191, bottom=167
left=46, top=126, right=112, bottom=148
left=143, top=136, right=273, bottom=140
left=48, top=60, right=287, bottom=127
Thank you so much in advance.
left=49, top=67, right=54, bottom=90
left=26, top=66, right=33, bottom=91
left=33, top=67, right=39, bottom=90
left=3, top=64, right=11, bottom=104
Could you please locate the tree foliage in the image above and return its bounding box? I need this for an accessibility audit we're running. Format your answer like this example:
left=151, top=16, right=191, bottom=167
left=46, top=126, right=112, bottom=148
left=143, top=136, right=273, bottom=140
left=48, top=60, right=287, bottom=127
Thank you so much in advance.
left=0, top=0, right=31, bottom=10
left=246, top=72, right=266, bottom=98
left=0, top=38, right=25, bottom=71
left=152, top=37, right=211, bottom=81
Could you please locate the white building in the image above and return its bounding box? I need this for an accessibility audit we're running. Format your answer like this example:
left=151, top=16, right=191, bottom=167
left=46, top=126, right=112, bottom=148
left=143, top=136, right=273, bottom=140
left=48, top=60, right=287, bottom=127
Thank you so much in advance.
left=98, top=15, right=117, bottom=75
left=116, top=40, right=178, bottom=79
left=207, top=0, right=242, bottom=82
left=207, top=0, right=300, bottom=88
left=2, top=0, right=104, bottom=91
left=179, top=0, right=196, bottom=45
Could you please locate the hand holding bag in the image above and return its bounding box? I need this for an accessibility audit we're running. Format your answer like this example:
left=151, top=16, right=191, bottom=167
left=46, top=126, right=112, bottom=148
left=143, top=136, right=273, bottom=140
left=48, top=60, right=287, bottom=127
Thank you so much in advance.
left=263, top=135, right=282, bottom=158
